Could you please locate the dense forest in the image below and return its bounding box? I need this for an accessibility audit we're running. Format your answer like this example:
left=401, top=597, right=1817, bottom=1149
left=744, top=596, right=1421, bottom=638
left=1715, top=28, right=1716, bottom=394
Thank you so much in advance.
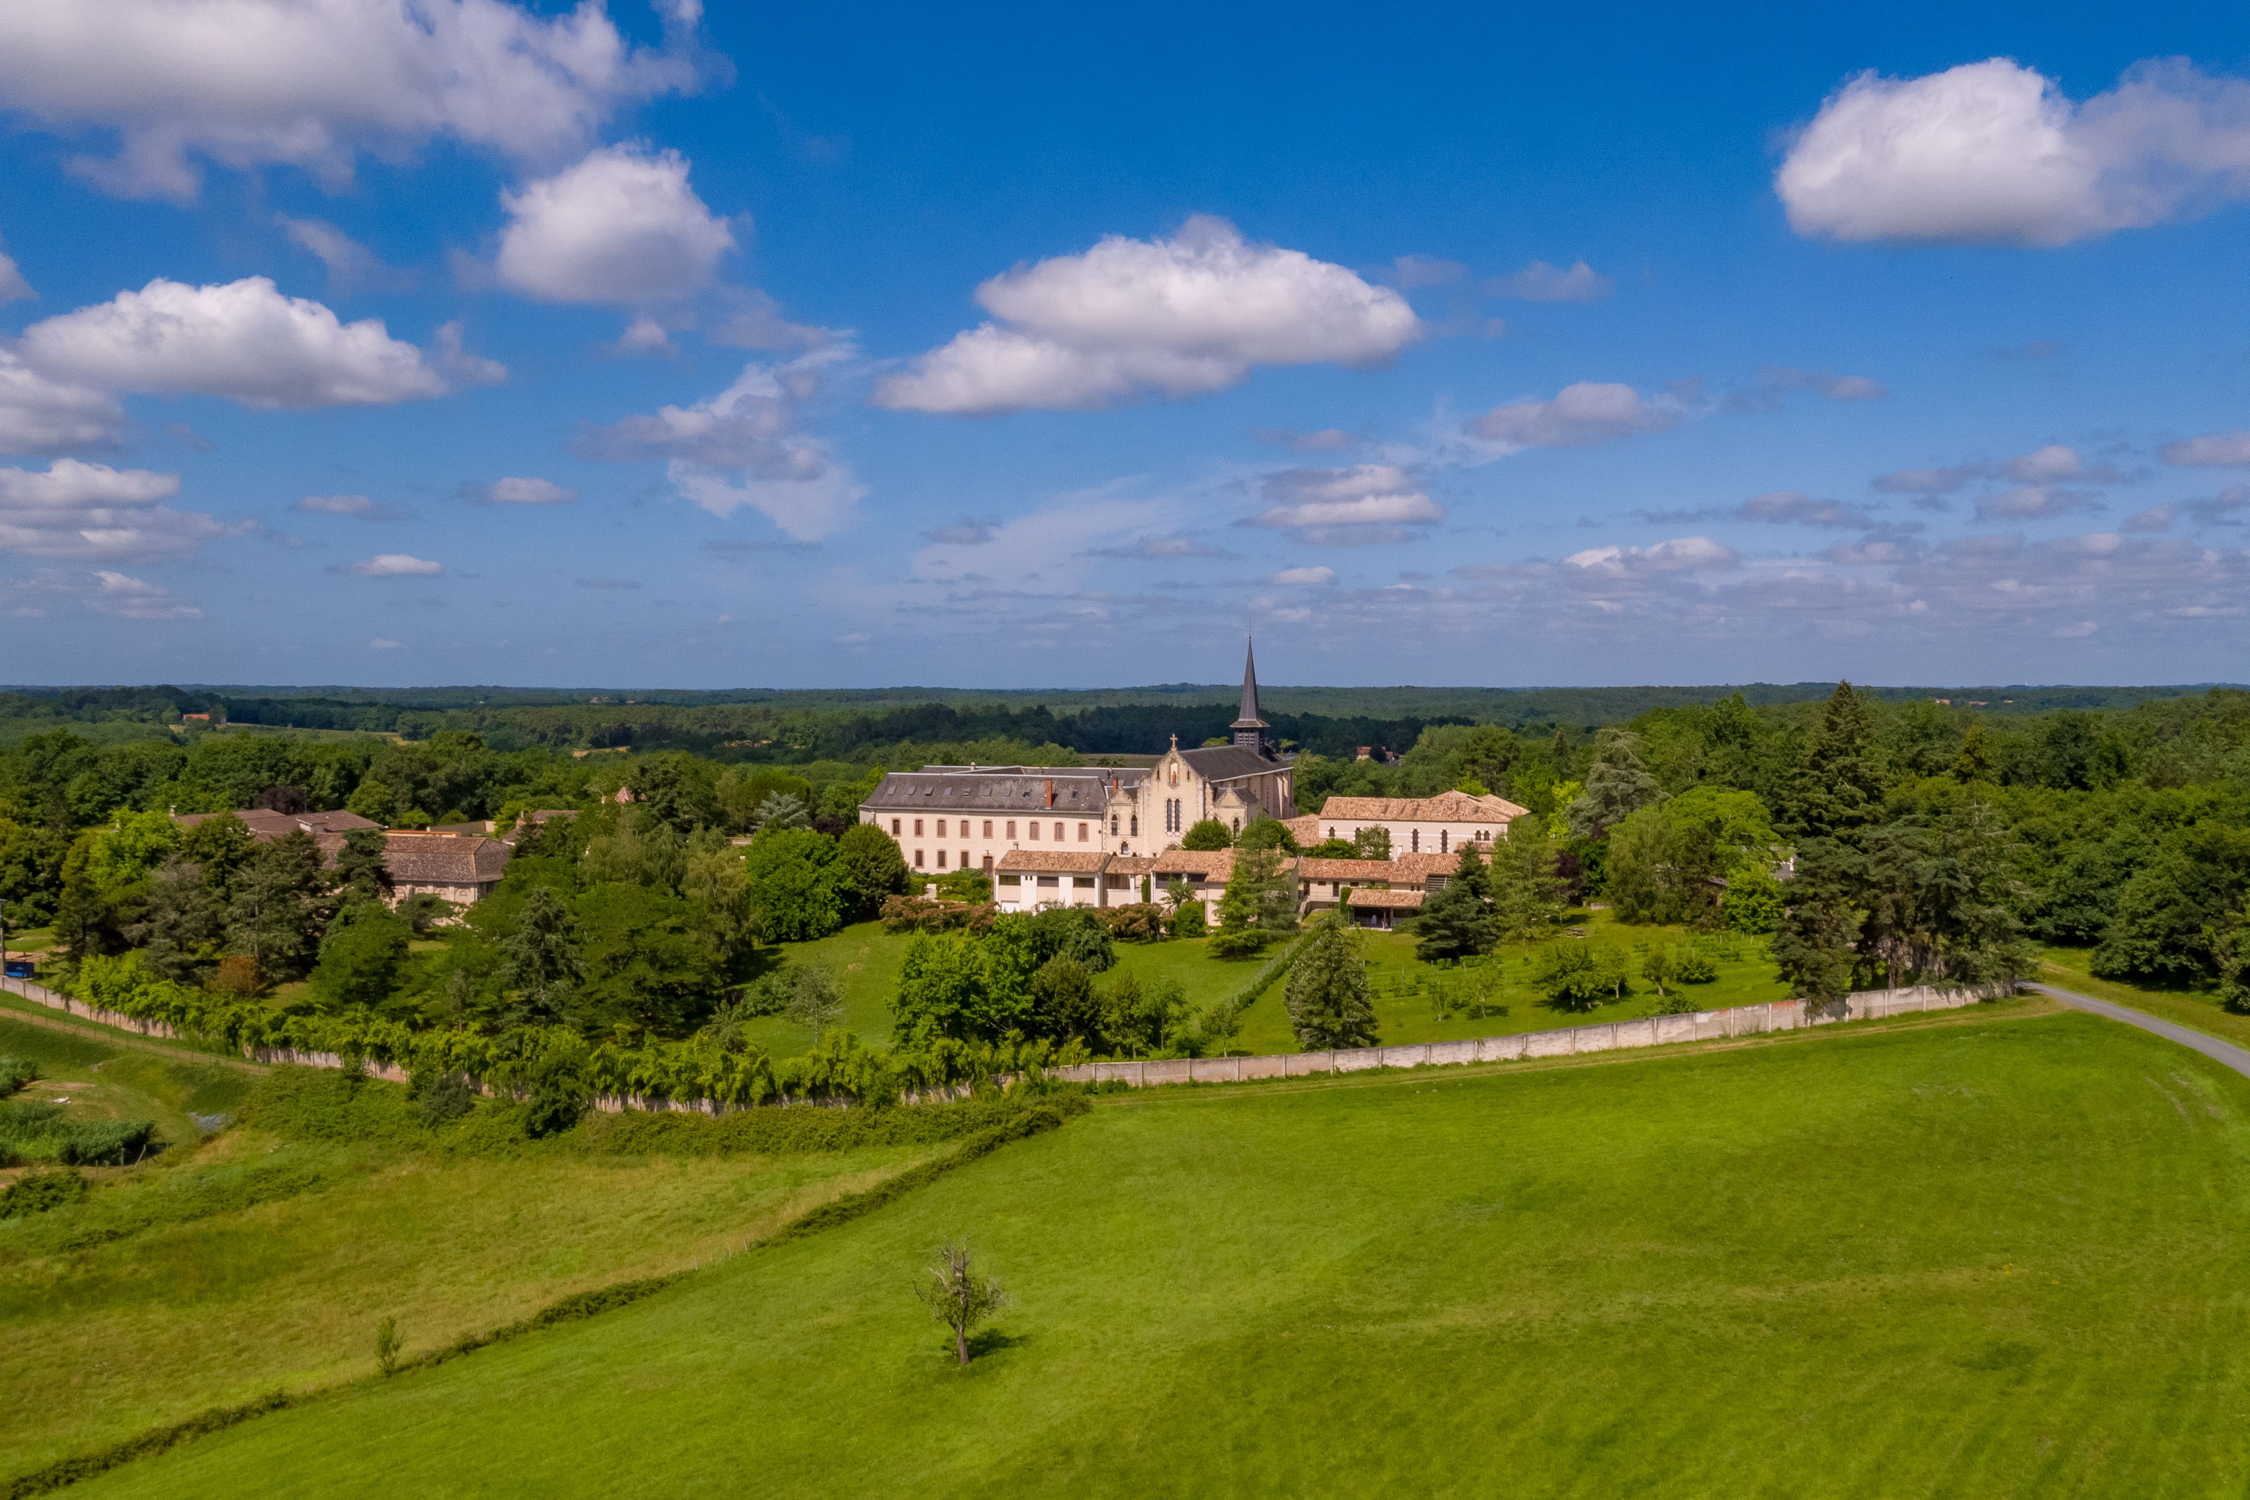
left=3, top=683, right=2249, bottom=1116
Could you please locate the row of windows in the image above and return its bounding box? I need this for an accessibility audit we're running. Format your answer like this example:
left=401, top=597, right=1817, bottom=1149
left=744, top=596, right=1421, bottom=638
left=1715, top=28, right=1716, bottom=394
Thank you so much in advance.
left=889, top=816, right=1093, bottom=842
left=912, top=850, right=975, bottom=869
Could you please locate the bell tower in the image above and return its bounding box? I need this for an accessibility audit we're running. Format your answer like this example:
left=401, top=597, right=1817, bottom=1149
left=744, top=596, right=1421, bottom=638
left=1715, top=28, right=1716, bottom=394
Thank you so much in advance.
left=1229, top=636, right=1274, bottom=759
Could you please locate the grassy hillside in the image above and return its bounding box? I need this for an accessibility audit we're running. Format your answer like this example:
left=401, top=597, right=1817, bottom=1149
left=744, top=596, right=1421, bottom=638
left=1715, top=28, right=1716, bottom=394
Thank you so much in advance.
left=74, top=1001, right=2250, bottom=1498
left=0, top=1015, right=970, bottom=1480
left=747, top=913, right=1785, bottom=1057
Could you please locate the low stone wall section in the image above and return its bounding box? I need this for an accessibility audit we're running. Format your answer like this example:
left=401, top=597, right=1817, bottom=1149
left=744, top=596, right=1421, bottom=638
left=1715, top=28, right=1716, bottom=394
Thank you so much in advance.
left=6, top=974, right=2003, bottom=1109
left=1048, top=985, right=2002, bottom=1089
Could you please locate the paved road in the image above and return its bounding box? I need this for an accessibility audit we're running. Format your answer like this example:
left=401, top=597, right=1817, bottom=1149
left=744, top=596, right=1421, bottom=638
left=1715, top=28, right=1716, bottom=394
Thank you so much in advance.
left=2026, top=982, right=2250, bottom=1082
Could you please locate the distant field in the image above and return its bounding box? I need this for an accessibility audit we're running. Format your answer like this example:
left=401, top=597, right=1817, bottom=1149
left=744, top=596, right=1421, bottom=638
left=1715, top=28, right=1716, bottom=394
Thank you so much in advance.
left=748, top=912, right=1785, bottom=1057
left=72, top=1004, right=2250, bottom=1498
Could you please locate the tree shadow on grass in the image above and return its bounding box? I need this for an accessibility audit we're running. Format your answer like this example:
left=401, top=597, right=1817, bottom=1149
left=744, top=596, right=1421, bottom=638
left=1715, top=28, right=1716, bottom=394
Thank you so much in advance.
left=965, top=1327, right=1029, bottom=1361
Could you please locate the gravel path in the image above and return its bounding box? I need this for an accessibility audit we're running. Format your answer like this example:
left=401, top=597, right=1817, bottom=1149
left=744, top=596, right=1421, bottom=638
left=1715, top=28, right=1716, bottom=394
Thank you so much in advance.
left=2025, top=982, right=2250, bottom=1082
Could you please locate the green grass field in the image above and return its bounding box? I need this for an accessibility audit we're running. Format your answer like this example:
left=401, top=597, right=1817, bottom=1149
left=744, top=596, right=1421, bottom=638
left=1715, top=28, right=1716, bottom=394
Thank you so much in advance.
left=70, top=1000, right=2250, bottom=1498
left=750, top=912, right=1785, bottom=1058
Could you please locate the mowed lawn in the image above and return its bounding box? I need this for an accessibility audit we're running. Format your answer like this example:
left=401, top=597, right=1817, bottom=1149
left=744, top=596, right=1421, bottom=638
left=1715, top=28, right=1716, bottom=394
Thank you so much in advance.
left=78, top=1002, right=2250, bottom=1498
left=750, top=912, right=1786, bottom=1057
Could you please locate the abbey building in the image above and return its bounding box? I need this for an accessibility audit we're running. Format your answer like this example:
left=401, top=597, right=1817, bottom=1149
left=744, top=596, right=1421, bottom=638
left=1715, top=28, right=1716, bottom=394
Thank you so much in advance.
left=857, top=639, right=1296, bottom=875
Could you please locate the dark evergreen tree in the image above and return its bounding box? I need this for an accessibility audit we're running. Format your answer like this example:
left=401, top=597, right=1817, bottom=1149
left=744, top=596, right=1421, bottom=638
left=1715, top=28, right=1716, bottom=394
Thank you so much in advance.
left=1415, top=844, right=1498, bottom=962
left=499, top=885, right=582, bottom=1027
left=1285, top=914, right=1377, bottom=1049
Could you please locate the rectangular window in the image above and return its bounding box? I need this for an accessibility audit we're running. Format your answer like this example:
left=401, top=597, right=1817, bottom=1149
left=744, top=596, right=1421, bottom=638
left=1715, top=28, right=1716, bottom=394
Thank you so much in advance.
left=1078, top=822, right=1089, bottom=842
left=891, top=818, right=900, bottom=835
left=914, top=849, right=924, bottom=866
left=960, top=850, right=969, bottom=870
left=936, top=849, right=947, bottom=867
left=998, top=873, right=1020, bottom=887
left=983, top=820, right=993, bottom=837
left=1073, top=876, right=1093, bottom=888
left=1029, top=821, right=1040, bottom=840
left=914, top=818, right=923, bottom=837
left=1006, top=820, right=1017, bottom=839
left=1037, top=875, right=1059, bottom=887
left=937, top=818, right=948, bottom=837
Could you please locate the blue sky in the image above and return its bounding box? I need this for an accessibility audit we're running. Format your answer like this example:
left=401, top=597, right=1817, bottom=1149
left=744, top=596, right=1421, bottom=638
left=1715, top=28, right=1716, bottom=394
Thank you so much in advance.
left=2, top=0, right=2249, bottom=688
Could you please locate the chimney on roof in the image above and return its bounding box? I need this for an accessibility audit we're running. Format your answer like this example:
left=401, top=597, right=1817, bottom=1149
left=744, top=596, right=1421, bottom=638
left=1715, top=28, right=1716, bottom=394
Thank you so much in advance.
left=1043, top=778, right=1055, bottom=807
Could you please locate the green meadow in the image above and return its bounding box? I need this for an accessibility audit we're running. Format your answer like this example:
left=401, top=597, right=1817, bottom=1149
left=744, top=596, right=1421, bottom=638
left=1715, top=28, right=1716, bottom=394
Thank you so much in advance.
left=744, top=910, right=1786, bottom=1057
left=0, top=1015, right=952, bottom=1480
left=68, top=998, right=2250, bottom=1498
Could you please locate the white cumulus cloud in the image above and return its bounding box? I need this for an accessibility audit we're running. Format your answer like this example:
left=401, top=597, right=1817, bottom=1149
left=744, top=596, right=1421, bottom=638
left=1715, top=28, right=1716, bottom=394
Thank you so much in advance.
left=350, top=553, right=444, bottom=576
left=20, top=277, right=500, bottom=408
left=1490, top=259, right=1612, bottom=302
left=496, top=143, right=735, bottom=305
left=0, top=234, right=31, bottom=303
left=0, top=349, right=122, bottom=455
left=1248, top=464, right=1444, bottom=541
left=1778, top=57, right=2250, bottom=246
left=1471, top=381, right=1679, bottom=448
left=1269, top=565, right=1337, bottom=585
left=470, top=476, right=576, bottom=505
left=582, top=348, right=863, bottom=540
left=2162, top=430, right=2250, bottom=467
left=0, top=459, right=238, bottom=561
left=876, top=216, right=1420, bottom=414
left=1564, top=536, right=1738, bottom=574
left=0, top=0, right=708, bottom=201
left=91, top=569, right=202, bottom=619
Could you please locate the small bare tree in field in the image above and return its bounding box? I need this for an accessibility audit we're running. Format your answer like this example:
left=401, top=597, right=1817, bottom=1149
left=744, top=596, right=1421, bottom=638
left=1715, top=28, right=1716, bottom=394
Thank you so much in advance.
left=915, top=1243, right=1006, bottom=1366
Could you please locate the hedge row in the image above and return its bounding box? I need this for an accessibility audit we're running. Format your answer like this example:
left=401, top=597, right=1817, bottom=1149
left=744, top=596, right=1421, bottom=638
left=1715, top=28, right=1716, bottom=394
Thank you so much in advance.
left=67, top=952, right=1084, bottom=1110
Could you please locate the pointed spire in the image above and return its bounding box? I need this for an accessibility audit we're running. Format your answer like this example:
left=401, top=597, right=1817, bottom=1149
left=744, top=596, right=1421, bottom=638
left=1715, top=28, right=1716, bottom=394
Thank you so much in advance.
left=1230, top=635, right=1273, bottom=758
left=1235, top=635, right=1264, bottom=728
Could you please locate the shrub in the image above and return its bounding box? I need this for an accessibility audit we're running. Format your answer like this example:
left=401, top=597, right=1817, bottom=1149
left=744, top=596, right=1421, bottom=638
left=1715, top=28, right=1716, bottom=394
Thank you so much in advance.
left=0, top=1167, right=89, bottom=1219
left=407, top=1068, right=478, bottom=1128
left=1168, top=902, right=1207, bottom=938
left=58, top=1120, right=159, bottom=1166
left=0, top=1057, right=35, bottom=1097
left=1533, top=943, right=1630, bottom=1011
left=1675, top=949, right=1719, bottom=984
left=375, top=1316, right=403, bottom=1377
left=1094, top=903, right=1168, bottom=942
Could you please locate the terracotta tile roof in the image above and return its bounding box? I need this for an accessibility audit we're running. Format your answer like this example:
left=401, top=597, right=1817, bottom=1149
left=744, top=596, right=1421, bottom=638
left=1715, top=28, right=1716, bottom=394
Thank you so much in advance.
left=371, top=831, right=513, bottom=885
left=1281, top=814, right=1321, bottom=845
left=174, top=807, right=382, bottom=841
left=1106, top=856, right=1162, bottom=876
left=1295, top=857, right=1402, bottom=881
left=1391, top=851, right=1466, bottom=880
left=1147, top=849, right=1235, bottom=878
left=994, top=849, right=1112, bottom=874
left=1315, top=790, right=1528, bottom=823
left=1348, top=887, right=1426, bottom=909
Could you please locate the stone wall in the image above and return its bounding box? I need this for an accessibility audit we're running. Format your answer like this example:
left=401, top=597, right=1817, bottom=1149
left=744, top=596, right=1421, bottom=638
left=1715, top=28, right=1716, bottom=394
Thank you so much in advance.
left=1048, top=985, right=2003, bottom=1089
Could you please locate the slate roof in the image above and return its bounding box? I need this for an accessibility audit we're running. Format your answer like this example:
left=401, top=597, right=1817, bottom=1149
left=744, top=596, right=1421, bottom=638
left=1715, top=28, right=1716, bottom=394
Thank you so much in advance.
left=1178, top=745, right=1283, bottom=782
left=995, top=850, right=1112, bottom=874
left=861, top=768, right=1143, bottom=814
left=1316, top=790, right=1528, bottom=823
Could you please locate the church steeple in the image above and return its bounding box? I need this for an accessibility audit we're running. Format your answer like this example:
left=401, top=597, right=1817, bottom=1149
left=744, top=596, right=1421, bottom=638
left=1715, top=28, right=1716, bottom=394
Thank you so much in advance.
left=1230, top=636, right=1273, bottom=758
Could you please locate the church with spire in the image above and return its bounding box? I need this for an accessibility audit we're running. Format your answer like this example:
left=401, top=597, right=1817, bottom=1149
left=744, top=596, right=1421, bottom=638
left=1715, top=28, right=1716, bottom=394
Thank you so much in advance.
left=855, top=637, right=1296, bottom=877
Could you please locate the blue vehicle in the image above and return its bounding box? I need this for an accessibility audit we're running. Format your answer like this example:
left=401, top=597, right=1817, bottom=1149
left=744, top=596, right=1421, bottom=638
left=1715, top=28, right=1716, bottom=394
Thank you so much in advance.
left=2, top=959, right=34, bottom=981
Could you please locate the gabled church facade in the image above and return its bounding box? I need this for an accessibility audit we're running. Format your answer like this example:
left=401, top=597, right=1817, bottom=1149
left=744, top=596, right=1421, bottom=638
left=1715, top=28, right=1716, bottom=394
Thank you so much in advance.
left=858, top=639, right=1296, bottom=876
